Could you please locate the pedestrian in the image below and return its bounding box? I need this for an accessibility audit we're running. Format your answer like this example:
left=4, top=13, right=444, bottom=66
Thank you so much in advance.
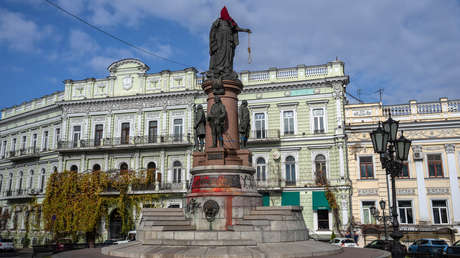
left=353, top=231, right=359, bottom=246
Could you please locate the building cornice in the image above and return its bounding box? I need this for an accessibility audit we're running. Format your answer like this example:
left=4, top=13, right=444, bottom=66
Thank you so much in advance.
left=0, top=104, right=60, bottom=125
left=241, top=76, right=349, bottom=94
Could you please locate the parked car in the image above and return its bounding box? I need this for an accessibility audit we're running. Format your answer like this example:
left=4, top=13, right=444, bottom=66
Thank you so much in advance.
left=446, top=240, right=460, bottom=256
left=115, top=231, right=136, bottom=245
left=330, top=238, right=358, bottom=247
left=408, top=238, right=449, bottom=256
left=103, top=239, right=118, bottom=246
left=365, top=239, right=391, bottom=251
left=0, top=238, right=14, bottom=252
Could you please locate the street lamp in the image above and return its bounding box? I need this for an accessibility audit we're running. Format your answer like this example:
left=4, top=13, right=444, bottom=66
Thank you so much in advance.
left=370, top=200, right=392, bottom=240
left=370, top=114, right=411, bottom=258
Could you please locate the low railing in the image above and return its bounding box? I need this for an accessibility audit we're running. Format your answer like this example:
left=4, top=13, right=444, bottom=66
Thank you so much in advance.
left=277, top=68, right=297, bottom=79
left=383, top=104, right=411, bottom=117
left=417, top=102, right=441, bottom=114
left=1, top=189, right=40, bottom=198
left=448, top=100, right=460, bottom=112
left=58, top=134, right=191, bottom=150
left=255, top=179, right=282, bottom=188
left=131, top=183, right=156, bottom=191
left=305, top=65, right=328, bottom=76
left=248, top=71, right=269, bottom=81
left=248, top=129, right=280, bottom=142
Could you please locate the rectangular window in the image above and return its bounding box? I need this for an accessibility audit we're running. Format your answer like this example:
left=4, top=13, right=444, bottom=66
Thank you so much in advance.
left=94, top=124, right=103, bottom=146
left=1, top=140, right=6, bottom=158
left=360, top=156, right=374, bottom=179
left=432, top=200, right=449, bottom=224
left=43, top=131, right=49, bottom=150
left=254, top=113, right=266, bottom=139
left=400, top=161, right=409, bottom=178
left=283, top=111, right=294, bottom=135
left=73, top=126, right=81, bottom=147
left=362, top=201, right=376, bottom=224
left=317, top=210, right=329, bottom=230
left=121, top=123, right=130, bottom=144
left=173, top=119, right=183, bottom=141
left=21, top=136, right=27, bottom=150
left=32, top=134, right=37, bottom=150
left=313, top=108, right=325, bottom=133
left=11, top=138, right=16, bottom=152
left=398, top=200, right=414, bottom=224
left=428, top=154, right=443, bottom=177
left=148, top=121, right=158, bottom=143
left=55, top=128, right=60, bottom=148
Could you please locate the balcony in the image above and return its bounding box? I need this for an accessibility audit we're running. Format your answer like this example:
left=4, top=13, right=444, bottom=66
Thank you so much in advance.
left=0, top=188, right=40, bottom=200
left=248, top=129, right=280, bottom=144
left=100, top=180, right=187, bottom=195
left=5, top=147, right=41, bottom=162
left=255, top=179, right=282, bottom=190
left=57, top=135, right=193, bottom=152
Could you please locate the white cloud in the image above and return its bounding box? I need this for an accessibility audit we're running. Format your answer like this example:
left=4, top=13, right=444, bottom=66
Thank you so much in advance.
left=69, top=29, right=100, bottom=56
left=0, top=8, right=53, bottom=52
left=85, top=0, right=460, bottom=103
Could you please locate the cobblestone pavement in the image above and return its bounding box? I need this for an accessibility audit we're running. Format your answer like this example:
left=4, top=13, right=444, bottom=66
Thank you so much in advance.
left=49, top=247, right=389, bottom=258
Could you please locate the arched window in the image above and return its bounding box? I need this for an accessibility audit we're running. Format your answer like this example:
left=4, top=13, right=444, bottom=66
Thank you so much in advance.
left=40, top=169, right=46, bottom=192
left=18, top=171, right=23, bottom=191
left=70, top=165, right=78, bottom=172
left=92, top=164, right=101, bottom=172
left=120, top=162, right=128, bottom=175
left=28, top=170, right=34, bottom=189
left=147, top=162, right=156, bottom=184
left=256, top=157, right=266, bottom=181
left=173, top=161, right=182, bottom=183
left=8, top=173, right=13, bottom=192
left=285, top=156, right=296, bottom=186
left=315, top=154, right=327, bottom=185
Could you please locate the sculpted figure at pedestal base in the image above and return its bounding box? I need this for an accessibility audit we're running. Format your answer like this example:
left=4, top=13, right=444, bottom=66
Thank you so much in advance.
left=194, top=104, right=206, bottom=152
left=239, top=100, right=250, bottom=148
left=207, top=96, right=227, bottom=148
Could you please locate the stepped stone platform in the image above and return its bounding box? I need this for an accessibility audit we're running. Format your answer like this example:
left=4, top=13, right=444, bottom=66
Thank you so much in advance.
left=102, top=207, right=348, bottom=257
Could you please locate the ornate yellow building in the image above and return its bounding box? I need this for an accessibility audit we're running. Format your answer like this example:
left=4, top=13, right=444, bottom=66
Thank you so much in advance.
left=345, top=98, right=460, bottom=246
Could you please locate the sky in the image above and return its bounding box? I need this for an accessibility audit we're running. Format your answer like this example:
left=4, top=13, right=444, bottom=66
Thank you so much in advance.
left=1, top=0, right=460, bottom=110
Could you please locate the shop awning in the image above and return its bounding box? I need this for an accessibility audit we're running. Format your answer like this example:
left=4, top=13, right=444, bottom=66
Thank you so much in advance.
left=312, top=191, right=330, bottom=210
left=281, top=192, right=300, bottom=206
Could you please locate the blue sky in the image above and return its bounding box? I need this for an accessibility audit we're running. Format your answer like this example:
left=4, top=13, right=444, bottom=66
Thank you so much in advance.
left=1, top=0, right=460, bottom=111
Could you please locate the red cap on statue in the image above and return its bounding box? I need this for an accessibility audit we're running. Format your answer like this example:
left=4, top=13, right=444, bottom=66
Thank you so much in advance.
left=220, top=6, right=237, bottom=26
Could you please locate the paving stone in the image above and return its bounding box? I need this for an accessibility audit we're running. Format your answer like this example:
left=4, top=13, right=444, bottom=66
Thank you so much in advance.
left=174, top=231, right=195, bottom=240
left=218, top=231, right=242, bottom=240
left=193, top=231, right=218, bottom=240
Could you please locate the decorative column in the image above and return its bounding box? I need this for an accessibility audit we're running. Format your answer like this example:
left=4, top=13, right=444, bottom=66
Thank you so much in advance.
left=413, top=145, right=430, bottom=222
left=338, top=143, right=345, bottom=178
left=445, top=144, right=460, bottom=224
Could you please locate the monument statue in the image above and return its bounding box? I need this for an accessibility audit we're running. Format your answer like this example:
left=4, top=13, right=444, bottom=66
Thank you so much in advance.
left=207, top=96, right=227, bottom=148
left=207, top=6, right=251, bottom=93
left=238, top=100, right=250, bottom=148
left=194, top=104, right=206, bottom=152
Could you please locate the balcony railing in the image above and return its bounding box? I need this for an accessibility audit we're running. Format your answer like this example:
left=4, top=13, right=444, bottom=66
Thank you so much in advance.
left=3, top=147, right=41, bottom=161
left=248, top=129, right=280, bottom=143
left=58, top=134, right=192, bottom=150
left=0, top=189, right=40, bottom=199
left=381, top=98, right=460, bottom=117
left=101, top=181, right=186, bottom=194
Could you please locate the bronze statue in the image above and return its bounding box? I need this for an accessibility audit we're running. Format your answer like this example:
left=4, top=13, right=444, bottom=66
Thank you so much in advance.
left=239, top=100, right=250, bottom=148
left=194, top=104, right=206, bottom=152
left=207, top=6, right=251, bottom=89
left=207, top=96, right=227, bottom=147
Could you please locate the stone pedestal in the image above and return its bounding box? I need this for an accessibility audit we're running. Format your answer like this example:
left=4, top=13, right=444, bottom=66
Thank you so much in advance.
left=187, top=165, right=261, bottom=230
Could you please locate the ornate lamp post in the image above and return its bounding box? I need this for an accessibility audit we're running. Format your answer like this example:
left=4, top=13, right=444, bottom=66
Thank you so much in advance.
left=370, top=200, right=392, bottom=240
left=370, top=115, right=411, bottom=258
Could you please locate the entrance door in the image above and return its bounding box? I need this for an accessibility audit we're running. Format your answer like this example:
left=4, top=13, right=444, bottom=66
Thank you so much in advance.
left=109, top=209, right=122, bottom=240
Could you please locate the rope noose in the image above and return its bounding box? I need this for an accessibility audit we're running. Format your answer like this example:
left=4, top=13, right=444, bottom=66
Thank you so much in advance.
left=248, top=32, right=252, bottom=64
